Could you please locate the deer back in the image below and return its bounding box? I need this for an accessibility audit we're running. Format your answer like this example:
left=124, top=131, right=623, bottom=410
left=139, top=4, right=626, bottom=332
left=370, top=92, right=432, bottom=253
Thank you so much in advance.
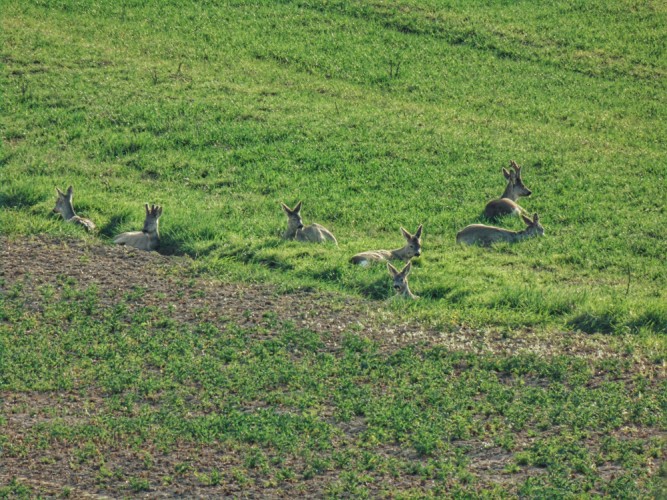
left=296, top=223, right=338, bottom=244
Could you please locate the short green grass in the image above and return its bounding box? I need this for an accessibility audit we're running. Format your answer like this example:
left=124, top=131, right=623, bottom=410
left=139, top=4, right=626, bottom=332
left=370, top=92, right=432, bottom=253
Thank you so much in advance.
left=1, top=0, right=665, bottom=336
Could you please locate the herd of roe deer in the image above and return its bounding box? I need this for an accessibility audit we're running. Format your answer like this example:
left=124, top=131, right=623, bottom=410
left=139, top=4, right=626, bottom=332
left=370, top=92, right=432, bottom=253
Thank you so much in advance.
left=53, top=160, right=543, bottom=300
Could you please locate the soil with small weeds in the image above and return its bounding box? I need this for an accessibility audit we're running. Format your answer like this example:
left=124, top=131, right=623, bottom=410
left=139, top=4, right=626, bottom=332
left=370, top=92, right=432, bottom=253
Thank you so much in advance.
left=0, top=236, right=647, bottom=359
left=0, top=236, right=663, bottom=497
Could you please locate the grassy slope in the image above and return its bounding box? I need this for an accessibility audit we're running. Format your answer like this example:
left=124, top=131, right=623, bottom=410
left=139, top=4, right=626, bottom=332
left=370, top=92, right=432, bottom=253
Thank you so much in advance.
left=1, top=0, right=666, bottom=334
left=1, top=1, right=666, bottom=496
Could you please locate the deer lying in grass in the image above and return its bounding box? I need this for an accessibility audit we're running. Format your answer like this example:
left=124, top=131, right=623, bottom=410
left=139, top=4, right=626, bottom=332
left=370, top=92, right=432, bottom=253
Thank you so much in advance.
left=350, top=224, right=422, bottom=266
left=281, top=201, right=338, bottom=245
left=114, top=204, right=162, bottom=251
left=484, top=160, right=532, bottom=219
left=456, top=213, right=543, bottom=247
left=52, top=186, right=96, bottom=232
left=387, top=260, right=418, bottom=300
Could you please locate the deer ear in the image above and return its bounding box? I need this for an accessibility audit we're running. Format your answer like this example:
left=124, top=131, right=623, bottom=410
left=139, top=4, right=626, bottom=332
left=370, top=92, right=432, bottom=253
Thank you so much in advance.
left=502, top=167, right=511, bottom=179
left=521, top=214, right=532, bottom=226
left=281, top=202, right=292, bottom=215
left=533, top=213, right=539, bottom=223
left=293, top=201, right=302, bottom=213
left=387, top=262, right=399, bottom=277
left=400, top=227, right=412, bottom=240
left=414, top=224, right=423, bottom=239
left=401, top=261, right=412, bottom=276
left=66, top=186, right=73, bottom=197
left=56, top=187, right=64, bottom=196
left=144, top=203, right=150, bottom=216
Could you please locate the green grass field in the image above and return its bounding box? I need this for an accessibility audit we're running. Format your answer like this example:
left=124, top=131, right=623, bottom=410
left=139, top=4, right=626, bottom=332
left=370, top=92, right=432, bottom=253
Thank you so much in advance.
left=1, top=0, right=665, bottom=496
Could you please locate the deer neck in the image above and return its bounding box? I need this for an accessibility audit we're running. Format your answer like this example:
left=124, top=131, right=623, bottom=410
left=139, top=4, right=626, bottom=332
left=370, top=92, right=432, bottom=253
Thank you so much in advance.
left=60, top=202, right=77, bottom=221
left=512, top=227, right=533, bottom=242
left=500, top=183, right=519, bottom=201
left=395, top=283, right=416, bottom=299
left=390, top=245, right=412, bottom=261
left=143, top=223, right=159, bottom=238
left=283, top=227, right=298, bottom=240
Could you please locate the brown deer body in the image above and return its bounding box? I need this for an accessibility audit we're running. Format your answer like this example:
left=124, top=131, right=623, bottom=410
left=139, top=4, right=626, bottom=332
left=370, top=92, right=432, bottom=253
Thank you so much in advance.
left=351, top=225, right=422, bottom=266
left=114, top=204, right=162, bottom=251
left=281, top=202, right=337, bottom=244
left=387, top=261, right=418, bottom=300
left=457, top=213, right=543, bottom=247
left=484, top=161, right=532, bottom=219
left=52, top=186, right=96, bottom=232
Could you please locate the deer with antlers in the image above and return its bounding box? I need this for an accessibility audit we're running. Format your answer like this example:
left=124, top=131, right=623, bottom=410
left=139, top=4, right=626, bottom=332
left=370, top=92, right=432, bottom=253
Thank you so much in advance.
left=484, top=160, right=532, bottom=219
left=114, top=204, right=163, bottom=251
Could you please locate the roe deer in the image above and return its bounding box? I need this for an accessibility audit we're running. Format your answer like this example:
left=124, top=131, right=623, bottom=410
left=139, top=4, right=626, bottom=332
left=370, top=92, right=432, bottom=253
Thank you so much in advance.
left=52, top=185, right=96, bottom=232
left=350, top=224, right=422, bottom=266
left=484, top=160, right=532, bottom=219
left=281, top=201, right=338, bottom=245
left=114, top=204, right=162, bottom=251
left=387, top=261, right=418, bottom=300
left=456, top=213, right=544, bottom=246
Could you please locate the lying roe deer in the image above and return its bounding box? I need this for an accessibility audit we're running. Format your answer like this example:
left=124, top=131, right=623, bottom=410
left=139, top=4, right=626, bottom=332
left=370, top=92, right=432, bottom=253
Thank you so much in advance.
left=114, top=204, right=162, bottom=251
left=281, top=201, right=338, bottom=245
left=484, top=160, right=532, bottom=219
left=350, top=224, right=422, bottom=266
left=456, top=213, right=544, bottom=246
left=387, top=260, right=418, bottom=300
left=52, top=185, right=96, bottom=232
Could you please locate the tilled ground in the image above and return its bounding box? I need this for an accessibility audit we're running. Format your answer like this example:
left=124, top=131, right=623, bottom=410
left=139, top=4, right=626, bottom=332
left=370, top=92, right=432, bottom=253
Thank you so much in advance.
left=0, top=236, right=663, bottom=497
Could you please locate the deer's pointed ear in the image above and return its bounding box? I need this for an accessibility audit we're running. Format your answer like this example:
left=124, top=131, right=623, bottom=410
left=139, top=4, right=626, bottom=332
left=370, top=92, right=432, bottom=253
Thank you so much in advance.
left=144, top=203, right=150, bottom=216
left=414, top=224, right=423, bottom=239
left=66, top=186, right=73, bottom=197
left=294, top=201, right=302, bottom=213
left=400, top=227, right=412, bottom=240
left=533, top=213, right=539, bottom=223
left=281, top=202, right=292, bottom=215
left=521, top=214, right=533, bottom=226
left=511, top=160, right=521, bottom=173
left=387, top=262, right=399, bottom=277
left=502, top=167, right=511, bottom=179
left=56, top=187, right=64, bottom=196
left=401, top=261, right=412, bottom=276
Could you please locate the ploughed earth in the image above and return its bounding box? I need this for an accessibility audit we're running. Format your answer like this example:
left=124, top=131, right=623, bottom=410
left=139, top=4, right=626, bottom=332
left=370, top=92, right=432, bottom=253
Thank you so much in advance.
left=0, top=236, right=662, bottom=497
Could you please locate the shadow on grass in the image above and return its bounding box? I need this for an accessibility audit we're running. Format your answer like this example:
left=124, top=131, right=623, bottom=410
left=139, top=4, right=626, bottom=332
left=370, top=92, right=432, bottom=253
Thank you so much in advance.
left=0, top=186, right=46, bottom=209
left=565, top=302, right=666, bottom=335
left=567, top=311, right=617, bottom=335
left=309, top=266, right=344, bottom=283
left=627, top=308, right=667, bottom=335
left=99, top=214, right=126, bottom=239
left=186, top=239, right=295, bottom=269
left=421, top=284, right=470, bottom=303
left=359, top=277, right=390, bottom=301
